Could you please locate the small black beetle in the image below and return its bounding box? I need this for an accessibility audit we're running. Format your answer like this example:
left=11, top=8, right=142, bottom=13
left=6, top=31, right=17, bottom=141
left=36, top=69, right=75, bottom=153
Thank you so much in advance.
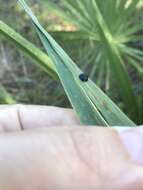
left=79, top=73, right=88, bottom=82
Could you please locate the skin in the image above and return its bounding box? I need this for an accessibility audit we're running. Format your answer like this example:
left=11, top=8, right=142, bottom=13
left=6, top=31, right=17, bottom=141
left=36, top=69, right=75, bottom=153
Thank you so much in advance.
left=0, top=104, right=143, bottom=189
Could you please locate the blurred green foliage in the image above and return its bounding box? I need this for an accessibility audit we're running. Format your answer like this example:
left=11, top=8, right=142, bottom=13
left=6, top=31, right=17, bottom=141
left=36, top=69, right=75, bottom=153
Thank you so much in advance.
left=0, top=0, right=143, bottom=124
left=0, top=0, right=69, bottom=107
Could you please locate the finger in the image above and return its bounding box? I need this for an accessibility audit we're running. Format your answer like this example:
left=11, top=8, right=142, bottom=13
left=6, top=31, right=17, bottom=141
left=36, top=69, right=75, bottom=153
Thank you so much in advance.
left=0, top=105, right=80, bottom=132
left=0, top=127, right=143, bottom=189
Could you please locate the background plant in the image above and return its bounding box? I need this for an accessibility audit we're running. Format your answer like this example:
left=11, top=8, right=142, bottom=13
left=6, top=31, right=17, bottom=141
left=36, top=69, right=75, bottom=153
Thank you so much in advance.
left=40, top=0, right=143, bottom=124
left=0, top=0, right=69, bottom=107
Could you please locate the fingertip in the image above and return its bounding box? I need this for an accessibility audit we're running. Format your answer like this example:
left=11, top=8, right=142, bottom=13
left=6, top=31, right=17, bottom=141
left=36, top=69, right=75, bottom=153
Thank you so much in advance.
left=116, top=127, right=143, bottom=165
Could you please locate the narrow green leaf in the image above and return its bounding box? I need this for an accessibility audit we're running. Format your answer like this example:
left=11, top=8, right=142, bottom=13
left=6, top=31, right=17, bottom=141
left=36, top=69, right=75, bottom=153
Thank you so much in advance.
left=0, top=20, right=57, bottom=79
left=18, top=0, right=136, bottom=127
left=49, top=31, right=99, bottom=41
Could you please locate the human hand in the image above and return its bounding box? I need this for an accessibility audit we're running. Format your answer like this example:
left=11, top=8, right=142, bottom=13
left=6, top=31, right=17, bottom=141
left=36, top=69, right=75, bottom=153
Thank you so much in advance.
left=0, top=105, right=143, bottom=190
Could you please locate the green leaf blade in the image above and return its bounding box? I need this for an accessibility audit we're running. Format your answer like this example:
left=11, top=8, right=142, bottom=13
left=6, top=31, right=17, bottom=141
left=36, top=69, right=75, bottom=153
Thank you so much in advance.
left=18, top=0, right=136, bottom=127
